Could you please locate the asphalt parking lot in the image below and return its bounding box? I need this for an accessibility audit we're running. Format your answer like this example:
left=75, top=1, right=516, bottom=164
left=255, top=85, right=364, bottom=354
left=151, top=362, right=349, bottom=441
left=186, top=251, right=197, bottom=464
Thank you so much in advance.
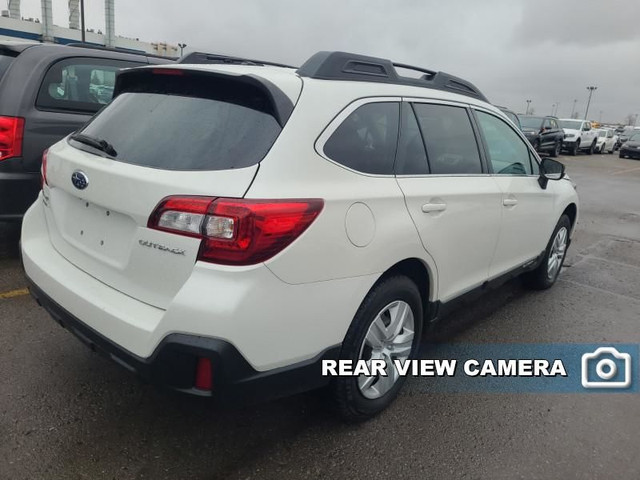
left=1, top=153, right=639, bottom=480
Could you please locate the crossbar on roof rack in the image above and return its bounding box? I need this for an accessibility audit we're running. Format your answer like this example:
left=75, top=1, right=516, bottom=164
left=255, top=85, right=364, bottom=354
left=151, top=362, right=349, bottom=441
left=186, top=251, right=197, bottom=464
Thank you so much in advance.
left=179, top=52, right=296, bottom=69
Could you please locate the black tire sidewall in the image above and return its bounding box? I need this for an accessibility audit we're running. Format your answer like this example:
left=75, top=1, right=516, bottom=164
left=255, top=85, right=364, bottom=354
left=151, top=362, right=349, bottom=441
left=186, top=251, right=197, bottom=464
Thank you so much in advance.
left=526, top=215, right=571, bottom=289
left=333, top=276, right=423, bottom=420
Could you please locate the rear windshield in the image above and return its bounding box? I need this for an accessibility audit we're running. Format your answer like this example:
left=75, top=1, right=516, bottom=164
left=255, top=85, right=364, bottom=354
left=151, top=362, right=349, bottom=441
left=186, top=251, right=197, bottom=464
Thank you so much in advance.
left=73, top=73, right=282, bottom=171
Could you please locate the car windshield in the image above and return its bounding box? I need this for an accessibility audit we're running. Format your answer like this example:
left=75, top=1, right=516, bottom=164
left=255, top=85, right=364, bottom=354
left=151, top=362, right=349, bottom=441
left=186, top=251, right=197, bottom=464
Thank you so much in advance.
left=559, top=120, right=583, bottom=130
left=629, top=133, right=640, bottom=142
left=519, top=116, right=543, bottom=129
left=598, top=130, right=606, bottom=137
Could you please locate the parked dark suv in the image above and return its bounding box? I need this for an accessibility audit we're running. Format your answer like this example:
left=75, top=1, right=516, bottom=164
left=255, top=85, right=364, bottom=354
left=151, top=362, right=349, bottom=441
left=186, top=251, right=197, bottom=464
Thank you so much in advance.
left=0, top=42, right=170, bottom=222
left=518, top=115, right=564, bottom=157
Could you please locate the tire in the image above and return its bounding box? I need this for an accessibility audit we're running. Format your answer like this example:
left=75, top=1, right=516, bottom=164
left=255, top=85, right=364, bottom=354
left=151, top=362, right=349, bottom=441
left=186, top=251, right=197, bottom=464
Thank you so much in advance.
left=586, top=141, right=595, bottom=155
left=523, top=215, right=571, bottom=290
left=570, top=141, right=579, bottom=156
left=550, top=140, right=561, bottom=157
left=620, top=153, right=625, bottom=158
left=332, top=275, right=423, bottom=422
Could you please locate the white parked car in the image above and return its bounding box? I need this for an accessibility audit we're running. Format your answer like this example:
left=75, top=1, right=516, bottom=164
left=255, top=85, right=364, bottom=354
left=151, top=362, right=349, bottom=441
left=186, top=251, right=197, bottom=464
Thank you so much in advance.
left=594, top=128, right=618, bottom=154
left=21, top=51, right=579, bottom=421
left=558, top=119, right=599, bottom=155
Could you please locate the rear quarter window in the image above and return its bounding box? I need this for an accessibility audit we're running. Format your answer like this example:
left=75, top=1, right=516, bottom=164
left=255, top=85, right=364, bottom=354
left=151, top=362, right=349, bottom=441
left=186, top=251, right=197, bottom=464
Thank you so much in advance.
left=323, top=102, right=400, bottom=175
left=36, top=57, right=143, bottom=113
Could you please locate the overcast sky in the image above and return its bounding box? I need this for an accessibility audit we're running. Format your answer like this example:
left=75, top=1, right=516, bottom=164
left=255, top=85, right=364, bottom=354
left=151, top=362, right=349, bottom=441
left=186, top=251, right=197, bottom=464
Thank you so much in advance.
left=17, top=0, right=640, bottom=123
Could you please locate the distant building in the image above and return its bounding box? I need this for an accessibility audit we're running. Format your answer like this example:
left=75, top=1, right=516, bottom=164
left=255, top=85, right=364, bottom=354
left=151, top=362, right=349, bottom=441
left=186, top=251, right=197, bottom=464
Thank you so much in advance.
left=0, top=1, right=177, bottom=58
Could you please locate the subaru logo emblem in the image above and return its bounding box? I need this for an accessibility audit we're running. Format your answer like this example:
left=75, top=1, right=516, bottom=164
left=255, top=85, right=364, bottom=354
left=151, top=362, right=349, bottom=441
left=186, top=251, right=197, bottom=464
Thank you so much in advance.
left=71, top=170, right=89, bottom=190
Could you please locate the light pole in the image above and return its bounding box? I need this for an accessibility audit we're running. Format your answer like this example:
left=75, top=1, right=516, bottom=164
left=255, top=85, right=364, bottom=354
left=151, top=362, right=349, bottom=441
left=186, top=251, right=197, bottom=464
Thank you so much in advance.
left=598, top=111, right=603, bottom=123
left=80, top=0, right=86, bottom=43
left=526, top=99, right=531, bottom=115
left=570, top=99, right=577, bottom=118
left=178, top=43, right=187, bottom=56
left=551, top=103, right=556, bottom=116
left=584, top=86, right=597, bottom=120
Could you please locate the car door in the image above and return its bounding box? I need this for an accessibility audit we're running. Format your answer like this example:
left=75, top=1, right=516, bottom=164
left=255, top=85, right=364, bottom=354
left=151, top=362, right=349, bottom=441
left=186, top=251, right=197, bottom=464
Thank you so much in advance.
left=549, top=118, right=561, bottom=146
left=582, top=121, right=594, bottom=148
left=541, top=118, right=554, bottom=149
left=395, top=100, right=502, bottom=302
left=605, top=130, right=615, bottom=151
left=472, top=108, right=557, bottom=278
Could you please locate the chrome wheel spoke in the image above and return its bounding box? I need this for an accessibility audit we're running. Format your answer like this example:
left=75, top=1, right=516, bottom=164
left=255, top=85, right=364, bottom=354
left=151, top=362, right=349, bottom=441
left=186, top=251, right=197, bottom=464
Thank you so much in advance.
left=547, top=227, right=568, bottom=279
left=358, top=373, right=376, bottom=391
left=387, top=301, right=408, bottom=340
left=365, top=317, right=387, bottom=348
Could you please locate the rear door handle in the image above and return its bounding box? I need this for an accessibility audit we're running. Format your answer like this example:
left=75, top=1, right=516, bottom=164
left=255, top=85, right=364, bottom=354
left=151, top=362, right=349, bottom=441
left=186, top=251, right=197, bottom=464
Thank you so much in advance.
left=503, top=197, right=518, bottom=207
left=422, top=202, right=447, bottom=213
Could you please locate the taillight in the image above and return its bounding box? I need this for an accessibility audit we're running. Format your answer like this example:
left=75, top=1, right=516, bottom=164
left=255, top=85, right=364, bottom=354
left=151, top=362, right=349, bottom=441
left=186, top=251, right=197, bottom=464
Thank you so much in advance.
left=0, top=116, right=24, bottom=162
left=148, top=196, right=324, bottom=265
left=41, top=149, right=48, bottom=188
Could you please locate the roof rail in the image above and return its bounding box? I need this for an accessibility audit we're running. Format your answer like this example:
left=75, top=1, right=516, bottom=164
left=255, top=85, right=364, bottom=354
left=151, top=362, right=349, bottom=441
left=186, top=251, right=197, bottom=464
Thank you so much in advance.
left=296, top=51, right=488, bottom=102
left=65, top=42, right=177, bottom=61
left=179, top=52, right=297, bottom=69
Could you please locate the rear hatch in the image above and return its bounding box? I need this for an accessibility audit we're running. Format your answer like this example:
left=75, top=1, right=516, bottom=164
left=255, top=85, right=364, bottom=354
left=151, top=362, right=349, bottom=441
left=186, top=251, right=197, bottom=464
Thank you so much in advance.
left=42, top=65, right=301, bottom=309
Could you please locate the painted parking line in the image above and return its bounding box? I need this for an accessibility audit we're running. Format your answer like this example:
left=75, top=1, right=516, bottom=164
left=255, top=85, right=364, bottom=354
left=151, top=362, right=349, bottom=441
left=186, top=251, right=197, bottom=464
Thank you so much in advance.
left=611, top=165, right=640, bottom=176
left=0, top=288, right=29, bottom=299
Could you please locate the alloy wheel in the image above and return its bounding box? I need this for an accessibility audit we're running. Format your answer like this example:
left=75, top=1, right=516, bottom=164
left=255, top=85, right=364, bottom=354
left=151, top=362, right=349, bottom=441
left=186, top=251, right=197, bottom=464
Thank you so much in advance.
left=547, top=226, right=568, bottom=280
left=357, top=300, right=415, bottom=399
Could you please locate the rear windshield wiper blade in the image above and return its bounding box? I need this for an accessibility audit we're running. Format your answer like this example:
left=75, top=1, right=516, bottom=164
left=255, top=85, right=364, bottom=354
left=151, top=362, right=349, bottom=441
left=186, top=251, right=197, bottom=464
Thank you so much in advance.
left=70, top=133, right=118, bottom=157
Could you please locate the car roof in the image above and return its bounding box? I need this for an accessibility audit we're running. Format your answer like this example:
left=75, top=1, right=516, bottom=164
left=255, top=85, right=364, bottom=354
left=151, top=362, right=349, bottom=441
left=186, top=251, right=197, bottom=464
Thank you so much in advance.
left=0, top=41, right=171, bottom=63
left=144, top=62, right=501, bottom=116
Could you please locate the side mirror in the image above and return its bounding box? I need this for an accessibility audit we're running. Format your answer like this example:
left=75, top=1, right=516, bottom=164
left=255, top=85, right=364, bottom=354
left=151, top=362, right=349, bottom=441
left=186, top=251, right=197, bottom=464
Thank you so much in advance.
left=538, top=158, right=566, bottom=189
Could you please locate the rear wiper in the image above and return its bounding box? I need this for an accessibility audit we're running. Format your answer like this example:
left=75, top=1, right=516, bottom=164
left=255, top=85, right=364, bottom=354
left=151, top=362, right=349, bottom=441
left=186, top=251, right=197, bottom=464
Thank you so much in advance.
left=70, top=133, right=118, bottom=157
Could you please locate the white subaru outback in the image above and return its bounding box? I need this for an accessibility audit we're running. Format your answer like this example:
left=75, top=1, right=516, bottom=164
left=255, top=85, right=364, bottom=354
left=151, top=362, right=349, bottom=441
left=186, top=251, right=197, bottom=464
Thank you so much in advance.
left=21, top=51, right=578, bottom=421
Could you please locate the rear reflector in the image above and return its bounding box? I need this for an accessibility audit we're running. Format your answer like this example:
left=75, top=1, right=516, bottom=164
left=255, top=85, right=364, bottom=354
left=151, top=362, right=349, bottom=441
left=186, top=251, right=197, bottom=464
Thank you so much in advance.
left=0, top=116, right=24, bottom=162
left=41, top=149, right=48, bottom=188
left=148, top=196, right=324, bottom=265
left=194, top=357, right=213, bottom=391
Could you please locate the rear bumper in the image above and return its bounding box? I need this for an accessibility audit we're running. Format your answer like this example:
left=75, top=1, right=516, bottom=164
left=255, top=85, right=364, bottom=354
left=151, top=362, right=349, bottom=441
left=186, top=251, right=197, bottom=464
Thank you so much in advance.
left=0, top=170, right=40, bottom=221
left=21, top=196, right=372, bottom=400
left=28, top=278, right=339, bottom=400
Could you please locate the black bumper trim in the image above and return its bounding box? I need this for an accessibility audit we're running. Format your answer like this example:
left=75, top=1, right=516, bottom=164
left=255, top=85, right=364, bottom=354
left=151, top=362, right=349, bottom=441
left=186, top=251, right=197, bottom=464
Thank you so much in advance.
left=27, top=277, right=341, bottom=402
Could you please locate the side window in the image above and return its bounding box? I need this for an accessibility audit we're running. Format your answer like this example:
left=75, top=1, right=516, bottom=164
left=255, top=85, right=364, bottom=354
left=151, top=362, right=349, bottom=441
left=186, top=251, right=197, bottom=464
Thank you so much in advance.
left=36, top=58, right=141, bottom=113
left=475, top=110, right=533, bottom=175
left=412, top=103, right=482, bottom=175
left=324, top=102, right=399, bottom=175
left=550, top=119, right=558, bottom=129
left=543, top=118, right=551, bottom=129
left=395, top=103, right=428, bottom=175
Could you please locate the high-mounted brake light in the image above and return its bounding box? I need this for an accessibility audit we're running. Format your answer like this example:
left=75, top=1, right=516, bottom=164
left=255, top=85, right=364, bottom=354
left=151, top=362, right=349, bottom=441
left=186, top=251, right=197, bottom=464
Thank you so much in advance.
left=41, top=149, right=48, bottom=188
left=151, top=68, right=185, bottom=76
left=0, top=116, right=24, bottom=162
left=148, top=196, right=324, bottom=265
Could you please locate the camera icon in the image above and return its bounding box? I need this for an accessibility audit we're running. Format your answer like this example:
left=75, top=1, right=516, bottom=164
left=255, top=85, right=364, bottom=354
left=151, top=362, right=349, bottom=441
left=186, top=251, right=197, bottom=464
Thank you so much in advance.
left=581, top=347, right=632, bottom=389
